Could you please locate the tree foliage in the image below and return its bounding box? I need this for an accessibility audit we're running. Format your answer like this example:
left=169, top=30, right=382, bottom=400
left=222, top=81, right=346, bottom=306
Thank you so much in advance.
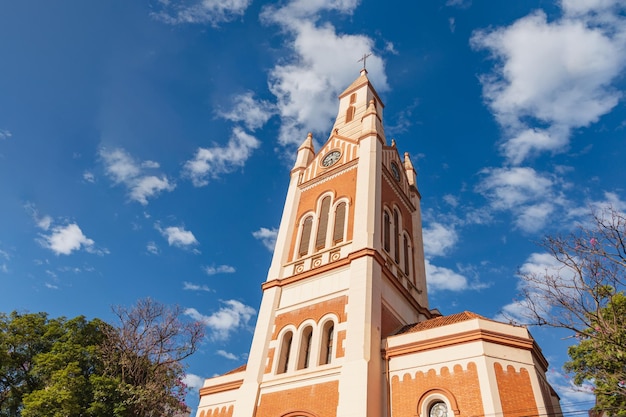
left=0, top=298, right=204, bottom=417
left=515, top=206, right=626, bottom=414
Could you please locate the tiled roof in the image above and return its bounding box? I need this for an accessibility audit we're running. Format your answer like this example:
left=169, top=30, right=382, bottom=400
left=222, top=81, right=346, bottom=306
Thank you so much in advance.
left=223, top=364, right=247, bottom=375
left=394, top=311, right=487, bottom=335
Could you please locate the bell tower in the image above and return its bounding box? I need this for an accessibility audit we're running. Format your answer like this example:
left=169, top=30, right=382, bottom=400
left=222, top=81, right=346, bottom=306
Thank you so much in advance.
left=195, top=69, right=434, bottom=417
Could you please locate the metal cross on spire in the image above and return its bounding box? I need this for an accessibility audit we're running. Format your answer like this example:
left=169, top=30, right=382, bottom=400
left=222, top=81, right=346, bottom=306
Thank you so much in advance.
left=358, top=53, right=372, bottom=70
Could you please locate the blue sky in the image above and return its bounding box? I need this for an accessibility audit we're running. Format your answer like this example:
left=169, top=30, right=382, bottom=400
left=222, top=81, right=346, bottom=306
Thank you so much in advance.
left=1, top=0, right=625, bottom=414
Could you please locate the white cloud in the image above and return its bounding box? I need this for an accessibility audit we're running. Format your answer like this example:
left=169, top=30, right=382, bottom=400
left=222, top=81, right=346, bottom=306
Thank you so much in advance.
left=204, top=265, right=236, bottom=275
left=513, top=202, right=555, bottom=233
left=216, top=349, right=239, bottom=360
left=146, top=241, right=159, bottom=255
left=471, top=7, right=626, bottom=164
left=182, top=373, right=206, bottom=391
left=24, top=203, right=52, bottom=231
left=183, top=127, right=260, bottom=187
left=425, top=259, right=470, bottom=292
left=252, top=227, right=278, bottom=251
left=0, top=129, right=12, bottom=140
left=422, top=222, right=458, bottom=257
left=561, top=0, right=623, bottom=17
left=218, top=92, right=276, bottom=131
left=45, top=282, right=59, bottom=290
left=100, top=148, right=140, bottom=183
left=183, top=281, right=212, bottom=292
left=151, top=0, right=252, bottom=26
left=157, top=225, right=198, bottom=247
left=477, top=167, right=560, bottom=233
left=83, top=171, right=95, bottom=183
left=129, top=175, right=175, bottom=205
left=259, top=1, right=389, bottom=147
left=185, top=299, right=256, bottom=340
left=442, top=195, right=459, bottom=207
left=141, top=160, right=160, bottom=169
left=40, top=223, right=95, bottom=256
left=100, top=148, right=175, bottom=205
left=477, top=166, right=553, bottom=210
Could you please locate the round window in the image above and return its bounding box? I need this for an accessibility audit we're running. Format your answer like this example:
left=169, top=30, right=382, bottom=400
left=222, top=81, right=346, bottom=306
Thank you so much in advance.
left=429, top=402, right=448, bottom=417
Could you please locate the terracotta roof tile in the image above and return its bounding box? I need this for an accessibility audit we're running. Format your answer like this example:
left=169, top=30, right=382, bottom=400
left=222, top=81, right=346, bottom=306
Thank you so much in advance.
left=223, top=364, right=246, bottom=375
left=394, top=311, right=487, bottom=335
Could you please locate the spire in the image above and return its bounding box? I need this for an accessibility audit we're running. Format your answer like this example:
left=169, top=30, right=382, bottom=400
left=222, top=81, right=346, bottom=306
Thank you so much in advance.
left=292, top=132, right=315, bottom=171
left=404, top=152, right=417, bottom=187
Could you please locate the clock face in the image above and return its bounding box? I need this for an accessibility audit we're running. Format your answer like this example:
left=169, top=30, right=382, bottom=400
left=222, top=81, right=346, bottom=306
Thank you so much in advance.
left=429, top=402, right=447, bottom=417
left=390, top=162, right=401, bottom=181
left=322, top=150, right=341, bottom=167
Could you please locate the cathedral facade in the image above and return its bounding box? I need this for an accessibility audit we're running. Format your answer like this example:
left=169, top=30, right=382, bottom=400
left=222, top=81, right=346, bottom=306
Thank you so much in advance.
left=195, top=70, right=562, bottom=417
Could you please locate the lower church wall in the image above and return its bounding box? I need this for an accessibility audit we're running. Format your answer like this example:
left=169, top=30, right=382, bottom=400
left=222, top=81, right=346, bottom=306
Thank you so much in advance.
left=390, top=362, right=484, bottom=417
left=255, top=381, right=339, bottom=417
left=493, top=363, right=539, bottom=417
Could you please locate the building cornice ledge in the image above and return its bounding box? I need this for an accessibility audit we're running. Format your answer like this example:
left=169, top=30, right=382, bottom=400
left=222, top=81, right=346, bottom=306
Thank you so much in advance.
left=198, top=379, right=244, bottom=397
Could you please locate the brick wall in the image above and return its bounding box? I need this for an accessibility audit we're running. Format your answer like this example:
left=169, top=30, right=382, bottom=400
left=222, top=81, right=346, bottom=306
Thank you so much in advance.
left=271, top=296, right=348, bottom=340
left=494, top=363, right=538, bottom=417
left=390, top=362, right=484, bottom=417
left=198, top=405, right=233, bottom=417
left=255, top=381, right=339, bottom=417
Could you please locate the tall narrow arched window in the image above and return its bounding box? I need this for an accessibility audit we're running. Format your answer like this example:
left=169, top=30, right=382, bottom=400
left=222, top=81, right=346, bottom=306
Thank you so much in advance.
left=333, top=202, right=346, bottom=244
left=403, top=234, right=410, bottom=275
left=383, top=211, right=390, bottom=252
left=319, top=321, right=335, bottom=365
left=315, top=196, right=331, bottom=250
left=393, top=209, right=400, bottom=263
left=345, top=93, right=356, bottom=122
left=298, top=216, right=313, bottom=257
left=298, top=326, right=313, bottom=370
left=346, top=106, right=355, bottom=122
left=277, top=331, right=293, bottom=374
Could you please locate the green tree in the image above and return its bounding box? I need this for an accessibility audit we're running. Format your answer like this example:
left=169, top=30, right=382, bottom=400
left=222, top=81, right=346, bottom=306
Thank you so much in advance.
left=515, top=206, right=626, bottom=414
left=0, top=312, right=65, bottom=417
left=565, top=293, right=626, bottom=416
left=0, top=299, right=204, bottom=417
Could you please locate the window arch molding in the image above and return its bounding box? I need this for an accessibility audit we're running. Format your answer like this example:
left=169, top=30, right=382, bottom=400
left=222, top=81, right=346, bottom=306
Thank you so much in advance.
left=329, top=197, right=350, bottom=245
left=281, top=412, right=319, bottom=417
left=317, top=314, right=338, bottom=366
left=382, top=206, right=392, bottom=252
left=296, top=211, right=316, bottom=258
left=416, top=388, right=459, bottom=417
left=382, top=204, right=404, bottom=259
left=296, top=192, right=351, bottom=259
left=314, top=194, right=333, bottom=251
left=295, top=319, right=317, bottom=370
left=275, top=325, right=298, bottom=374
left=401, top=230, right=413, bottom=279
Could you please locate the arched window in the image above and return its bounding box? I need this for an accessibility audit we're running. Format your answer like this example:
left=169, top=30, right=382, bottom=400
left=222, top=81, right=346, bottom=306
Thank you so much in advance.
left=403, top=234, right=410, bottom=275
left=383, top=210, right=390, bottom=252
left=346, top=106, right=355, bottom=122
left=315, top=196, right=331, bottom=250
left=393, top=209, right=400, bottom=263
left=298, top=216, right=313, bottom=257
left=277, top=331, right=293, bottom=374
left=319, top=321, right=335, bottom=365
left=297, top=326, right=313, bottom=370
left=417, top=389, right=457, bottom=417
left=333, top=202, right=346, bottom=243
left=345, top=93, right=356, bottom=122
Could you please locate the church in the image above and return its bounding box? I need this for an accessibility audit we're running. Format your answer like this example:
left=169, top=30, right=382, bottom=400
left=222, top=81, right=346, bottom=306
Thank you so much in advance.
left=194, top=69, right=563, bottom=417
